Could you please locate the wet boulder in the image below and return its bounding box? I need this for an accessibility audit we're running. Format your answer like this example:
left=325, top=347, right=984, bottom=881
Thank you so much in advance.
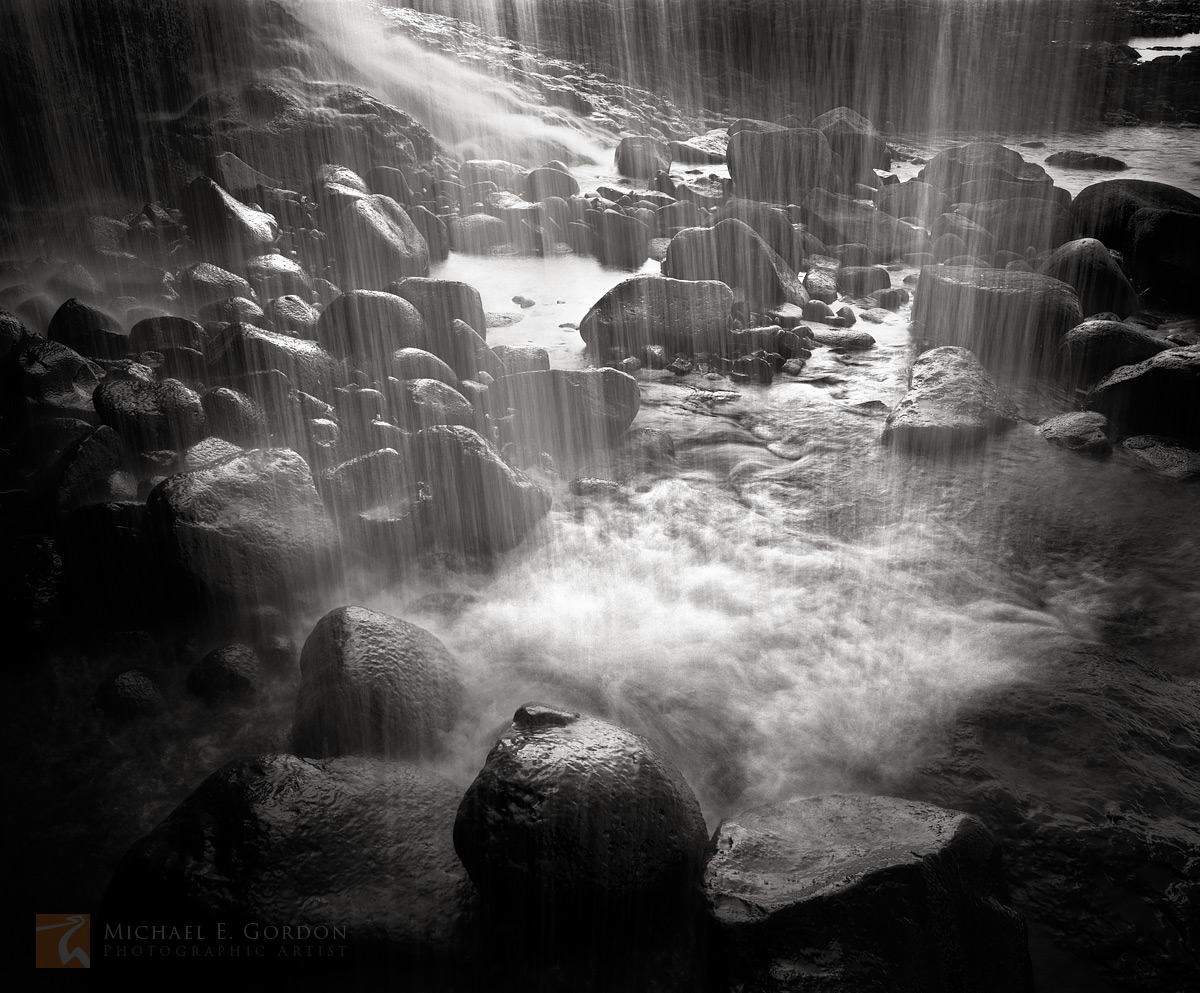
left=1045, top=150, right=1127, bottom=171
left=1071, top=179, right=1200, bottom=254
left=11, top=339, right=103, bottom=423
left=317, top=288, right=428, bottom=372
left=669, top=130, right=729, bottom=165
left=704, top=794, right=1033, bottom=993
left=329, top=194, right=429, bottom=289
left=392, top=347, right=459, bottom=387
left=919, top=142, right=1051, bottom=194
left=803, top=189, right=929, bottom=259
left=579, top=274, right=734, bottom=360
left=593, top=208, right=652, bottom=268
left=182, top=176, right=279, bottom=265
left=104, top=754, right=478, bottom=968
left=1084, top=345, right=1200, bottom=443
left=244, top=252, right=310, bottom=299
left=178, top=262, right=255, bottom=310
left=293, top=606, right=462, bottom=759
left=875, top=180, right=948, bottom=226
left=201, top=387, right=270, bottom=446
left=263, top=294, right=319, bottom=338
left=439, top=319, right=507, bottom=382
left=146, top=447, right=341, bottom=606
left=92, top=378, right=207, bottom=452
left=47, top=298, right=128, bottom=359
left=1037, top=238, right=1139, bottom=317
left=504, top=368, right=639, bottom=460
left=615, top=135, right=670, bottom=178
left=1122, top=436, right=1200, bottom=481
left=811, top=105, right=891, bottom=175
left=803, top=268, right=838, bottom=304
left=207, top=323, right=340, bottom=397
left=911, top=266, right=1083, bottom=375
left=365, top=164, right=416, bottom=204
left=128, top=315, right=207, bottom=354
left=883, top=346, right=1019, bottom=452
left=40, top=425, right=131, bottom=514
left=837, top=265, right=890, bottom=298
left=810, top=328, right=876, bottom=350
left=449, top=213, right=511, bottom=254
left=1127, top=206, right=1200, bottom=306
left=931, top=214, right=997, bottom=259
left=410, top=425, right=551, bottom=555
left=1059, top=319, right=1172, bottom=386
left=454, top=704, right=708, bottom=929
left=663, top=219, right=806, bottom=313
left=524, top=166, right=579, bottom=201
left=95, top=668, right=164, bottom=720
left=460, top=159, right=525, bottom=191
left=1037, top=411, right=1112, bottom=456
left=966, top=197, right=1076, bottom=254
left=393, top=377, right=476, bottom=431
left=728, top=127, right=838, bottom=204
left=388, top=277, right=488, bottom=342
left=186, top=644, right=264, bottom=705
left=320, top=447, right=427, bottom=557
left=490, top=345, right=549, bottom=375
left=714, top=198, right=805, bottom=270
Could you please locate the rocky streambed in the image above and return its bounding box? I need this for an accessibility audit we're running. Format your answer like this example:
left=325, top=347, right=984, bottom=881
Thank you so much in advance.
left=4, top=2, right=1200, bottom=991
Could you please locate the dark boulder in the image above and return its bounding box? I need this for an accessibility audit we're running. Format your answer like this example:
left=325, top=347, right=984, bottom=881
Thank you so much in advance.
left=128, top=315, right=207, bottom=354
left=1037, top=238, right=1139, bottom=317
left=615, top=135, right=670, bottom=178
left=838, top=265, right=890, bottom=297
left=317, top=289, right=428, bottom=372
left=104, top=754, right=478, bottom=968
left=47, top=298, right=128, bottom=359
left=1059, top=319, right=1172, bottom=386
left=207, top=323, right=340, bottom=397
left=392, top=347, right=458, bottom=387
left=714, top=198, right=805, bottom=269
left=40, top=425, right=130, bottom=514
left=92, top=377, right=207, bottom=451
left=388, top=277, right=487, bottom=342
left=186, top=643, right=264, bottom=705
left=1046, top=150, right=1127, bottom=171
left=1072, top=180, right=1200, bottom=253
left=11, top=339, right=102, bottom=423
left=911, top=266, right=1083, bottom=375
left=883, top=346, right=1019, bottom=452
left=320, top=447, right=427, bottom=558
left=705, top=794, right=1033, bottom=993
left=201, top=387, right=270, bottom=446
left=392, top=377, right=476, bottom=431
left=329, top=194, right=429, bottom=289
left=1122, top=435, right=1200, bottom=481
left=504, top=368, right=639, bottom=460
left=728, top=128, right=838, bottom=204
left=966, top=197, right=1076, bottom=254
left=263, top=294, right=320, bottom=339
left=919, top=142, right=1051, bottom=193
left=146, top=447, right=341, bottom=606
left=803, top=189, right=929, bottom=259
left=365, top=164, right=416, bottom=204
left=95, top=668, right=164, bottom=720
left=409, top=425, right=551, bottom=555
left=579, top=274, right=733, bottom=360
left=810, top=106, right=891, bottom=175
left=1127, top=207, right=1200, bottom=306
left=1085, top=345, right=1200, bottom=442
left=669, top=131, right=728, bottom=165
left=292, top=605, right=462, bottom=759
left=593, top=208, right=652, bottom=268
left=454, top=703, right=708, bottom=929
left=524, top=166, right=579, bottom=201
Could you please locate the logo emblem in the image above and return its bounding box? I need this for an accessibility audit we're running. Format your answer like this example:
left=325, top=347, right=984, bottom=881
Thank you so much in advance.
left=35, top=915, right=91, bottom=968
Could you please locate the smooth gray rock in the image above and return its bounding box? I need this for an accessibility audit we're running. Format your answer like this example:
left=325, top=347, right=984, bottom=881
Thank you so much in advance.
left=330, top=194, right=430, bottom=289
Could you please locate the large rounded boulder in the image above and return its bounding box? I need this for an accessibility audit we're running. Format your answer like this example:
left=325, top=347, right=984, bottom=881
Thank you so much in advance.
left=704, top=794, right=1033, bottom=993
left=317, top=289, right=429, bottom=372
left=454, top=704, right=709, bottom=928
left=1085, top=344, right=1200, bottom=443
left=103, top=754, right=478, bottom=970
left=1037, top=238, right=1139, bottom=318
left=329, top=193, right=429, bottom=289
left=728, top=127, right=838, bottom=205
left=292, top=605, right=463, bottom=760
left=92, top=377, right=207, bottom=451
left=1058, top=319, right=1172, bottom=386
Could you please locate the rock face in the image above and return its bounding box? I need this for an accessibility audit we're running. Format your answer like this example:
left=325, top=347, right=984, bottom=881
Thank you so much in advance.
left=504, top=368, right=640, bottom=459
left=1085, top=345, right=1200, bottom=443
left=1059, top=319, right=1171, bottom=386
left=579, top=274, right=733, bottom=359
left=92, top=378, right=207, bottom=451
left=883, top=346, right=1019, bottom=452
left=1037, top=411, right=1111, bottom=455
left=1122, top=435, right=1200, bottom=481
left=454, top=704, right=709, bottom=927
left=410, top=425, right=551, bottom=555
left=704, top=794, right=1033, bottom=993
left=1036, top=238, right=1139, bottom=317
left=104, top=754, right=478, bottom=967
left=615, top=135, right=670, bottom=177
left=911, top=266, right=1083, bottom=375
left=662, top=219, right=807, bottom=312
left=147, top=447, right=341, bottom=605
left=330, top=194, right=430, bottom=289
left=292, top=606, right=462, bottom=760
left=728, top=128, right=838, bottom=205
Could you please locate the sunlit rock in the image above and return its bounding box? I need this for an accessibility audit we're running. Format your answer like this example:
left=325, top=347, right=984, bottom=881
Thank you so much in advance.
left=329, top=194, right=430, bottom=289
left=92, top=377, right=206, bottom=452
left=1037, top=411, right=1111, bottom=456
left=146, top=447, right=341, bottom=605
left=454, top=703, right=708, bottom=930
left=459, top=159, right=526, bottom=191
left=911, top=266, right=1082, bottom=374
left=182, top=176, right=278, bottom=266
left=317, top=288, right=429, bottom=373
left=207, top=322, right=341, bottom=397
left=263, top=294, right=319, bottom=339
left=883, top=346, right=1018, bottom=452
left=197, top=295, right=265, bottom=327
left=104, top=754, right=478, bottom=968
left=293, top=605, right=462, bottom=759
left=704, top=794, right=1033, bottom=993
left=47, top=298, right=127, bottom=359
left=244, top=253, right=311, bottom=299
left=1058, top=319, right=1172, bottom=386
left=178, top=261, right=255, bottom=310
left=449, top=213, right=511, bottom=254
left=810, top=328, right=876, bottom=350
left=728, top=127, right=838, bottom=204
left=392, top=377, right=476, bottom=432
left=579, top=274, right=734, bottom=360
left=1085, top=345, right=1200, bottom=443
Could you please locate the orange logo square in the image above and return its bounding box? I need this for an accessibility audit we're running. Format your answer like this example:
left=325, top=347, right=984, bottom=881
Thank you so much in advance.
left=35, top=915, right=91, bottom=968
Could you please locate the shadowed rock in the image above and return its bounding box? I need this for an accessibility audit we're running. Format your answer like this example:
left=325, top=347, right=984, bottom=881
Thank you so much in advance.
left=1059, top=319, right=1172, bottom=386
left=1037, top=411, right=1111, bottom=456
left=207, top=323, right=341, bottom=397
left=811, top=105, right=891, bottom=175
left=704, top=793, right=1033, bottom=993
left=728, top=127, right=838, bottom=204
left=579, top=274, right=733, bottom=359
left=317, top=289, right=428, bottom=373
left=293, top=605, right=462, bottom=759
left=803, top=189, right=929, bottom=259
left=1038, top=237, right=1140, bottom=318
left=47, top=298, right=128, bottom=359
left=1085, top=345, right=1200, bottom=443
left=93, top=378, right=207, bottom=451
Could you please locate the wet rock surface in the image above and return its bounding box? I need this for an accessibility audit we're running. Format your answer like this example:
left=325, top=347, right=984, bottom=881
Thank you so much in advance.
left=705, top=793, right=1033, bottom=993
